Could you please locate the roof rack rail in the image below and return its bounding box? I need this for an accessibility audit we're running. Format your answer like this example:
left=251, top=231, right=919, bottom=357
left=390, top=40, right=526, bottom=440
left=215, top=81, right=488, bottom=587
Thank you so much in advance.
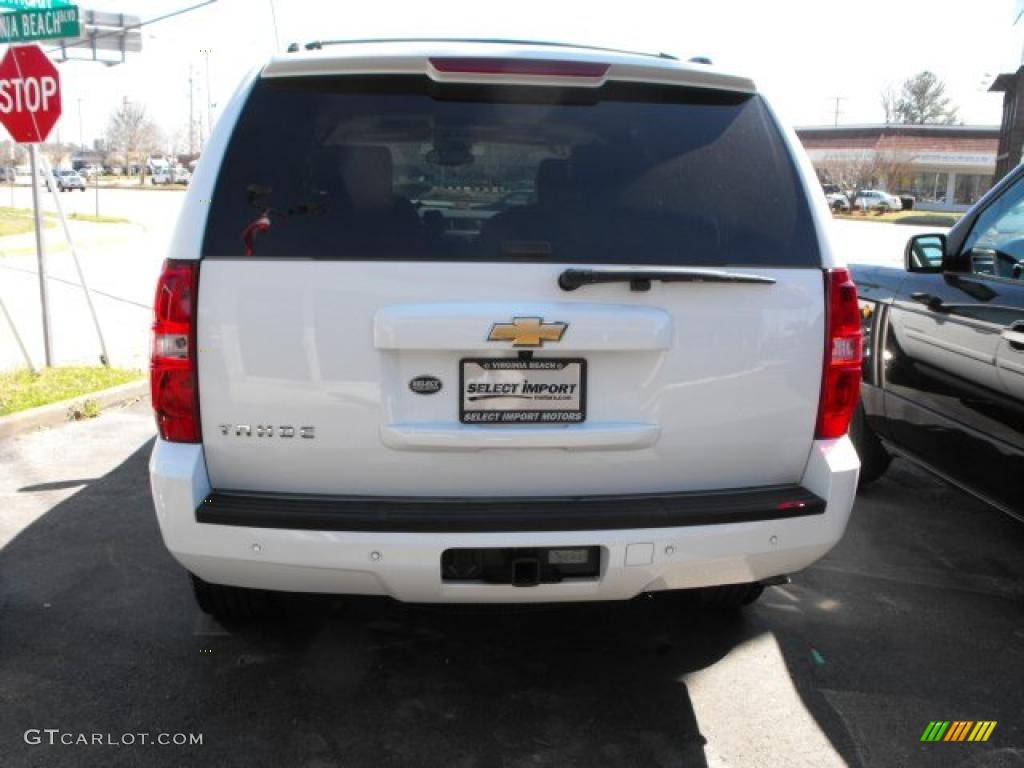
left=285, top=37, right=679, bottom=61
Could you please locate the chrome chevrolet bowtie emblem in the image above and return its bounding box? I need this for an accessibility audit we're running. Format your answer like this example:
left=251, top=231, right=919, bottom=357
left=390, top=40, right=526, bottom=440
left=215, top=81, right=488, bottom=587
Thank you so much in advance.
left=487, top=317, right=568, bottom=347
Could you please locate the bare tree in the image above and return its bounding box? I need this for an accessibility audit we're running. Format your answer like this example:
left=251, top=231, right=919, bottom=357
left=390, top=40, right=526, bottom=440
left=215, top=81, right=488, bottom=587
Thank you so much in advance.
left=0, top=139, right=27, bottom=168
left=816, top=153, right=878, bottom=194
left=104, top=152, right=127, bottom=172
left=815, top=148, right=916, bottom=202
left=105, top=100, right=162, bottom=181
left=893, top=71, right=959, bottom=125
left=872, top=150, right=915, bottom=193
left=41, top=140, right=74, bottom=170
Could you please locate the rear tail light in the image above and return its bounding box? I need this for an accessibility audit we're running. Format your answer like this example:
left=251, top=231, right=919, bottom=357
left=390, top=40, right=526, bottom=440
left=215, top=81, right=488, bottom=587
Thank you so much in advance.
left=429, top=57, right=610, bottom=78
left=151, top=259, right=200, bottom=442
left=815, top=267, right=862, bottom=439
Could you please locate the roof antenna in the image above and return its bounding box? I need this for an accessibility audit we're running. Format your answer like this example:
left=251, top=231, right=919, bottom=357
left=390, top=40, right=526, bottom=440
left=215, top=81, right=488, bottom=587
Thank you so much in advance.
left=689, top=56, right=713, bottom=65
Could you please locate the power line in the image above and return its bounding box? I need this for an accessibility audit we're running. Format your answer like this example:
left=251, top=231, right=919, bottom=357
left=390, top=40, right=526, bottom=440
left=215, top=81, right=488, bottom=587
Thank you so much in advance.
left=46, top=0, right=219, bottom=55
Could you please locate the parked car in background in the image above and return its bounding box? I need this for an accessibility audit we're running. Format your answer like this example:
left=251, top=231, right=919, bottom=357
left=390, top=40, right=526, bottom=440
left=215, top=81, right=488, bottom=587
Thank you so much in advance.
left=151, top=168, right=173, bottom=185
left=58, top=169, right=86, bottom=191
left=0, top=167, right=15, bottom=183
left=853, top=189, right=902, bottom=212
left=44, top=169, right=86, bottom=192
left=826, top=191, right=850, bottom=212
left=821, top=184, right=851, bottom=212
left=148, top=38, right=863, bottom=623
left=850, top=162, right=1024, bottom=520
left=172, top=166, right=191, bottom=185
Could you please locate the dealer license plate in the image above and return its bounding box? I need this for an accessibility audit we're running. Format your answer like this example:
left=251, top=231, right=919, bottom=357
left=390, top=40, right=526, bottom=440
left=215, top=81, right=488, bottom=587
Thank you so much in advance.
left=460, top=358, right=586, bottom=424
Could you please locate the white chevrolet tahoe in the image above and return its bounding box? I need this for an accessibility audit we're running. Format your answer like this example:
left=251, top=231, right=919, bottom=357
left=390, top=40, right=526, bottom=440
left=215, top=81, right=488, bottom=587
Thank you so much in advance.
left=148, top=39, right=862, bottom=622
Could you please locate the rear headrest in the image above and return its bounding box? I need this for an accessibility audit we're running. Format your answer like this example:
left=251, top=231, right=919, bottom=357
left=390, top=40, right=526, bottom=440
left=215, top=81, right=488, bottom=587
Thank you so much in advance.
left=570, top=145, right=635, bottom=201
left=309, top=146, right=349, bottom=198
left=536, top=158, right=570, bottom=208
left=339, top=145, right=394, bottom=210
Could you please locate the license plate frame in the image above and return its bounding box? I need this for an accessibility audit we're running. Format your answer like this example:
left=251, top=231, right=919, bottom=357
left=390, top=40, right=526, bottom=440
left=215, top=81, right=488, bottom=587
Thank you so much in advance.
left=459, top=357, right=587, bottom=425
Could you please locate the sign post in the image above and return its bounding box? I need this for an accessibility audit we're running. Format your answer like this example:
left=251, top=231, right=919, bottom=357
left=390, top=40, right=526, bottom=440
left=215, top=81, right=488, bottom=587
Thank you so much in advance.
left=0, top=43, right=64, bottom=367
left=41, top=153, right=108, bottom=365
left=27, top=143, right=51, bottom=365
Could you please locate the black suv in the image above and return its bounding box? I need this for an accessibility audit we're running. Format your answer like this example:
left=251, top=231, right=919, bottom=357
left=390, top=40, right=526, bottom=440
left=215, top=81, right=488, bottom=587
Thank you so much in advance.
left=851, top=165, right=1024, bottom=520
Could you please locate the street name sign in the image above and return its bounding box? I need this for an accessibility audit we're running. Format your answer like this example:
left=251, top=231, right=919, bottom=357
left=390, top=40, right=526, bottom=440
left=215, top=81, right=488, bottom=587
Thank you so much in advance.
left=52, top=8, right=142, bottom=57
left=0, top=2, right=74, bottom=10
left=0, top=5, right=78, bottom=43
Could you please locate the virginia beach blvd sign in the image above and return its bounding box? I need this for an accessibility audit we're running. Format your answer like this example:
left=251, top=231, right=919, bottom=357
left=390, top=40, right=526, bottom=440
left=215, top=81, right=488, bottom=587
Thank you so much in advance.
left=0, top=5, right=79, bottom=44
left=0, top=1, right=74, bottom=10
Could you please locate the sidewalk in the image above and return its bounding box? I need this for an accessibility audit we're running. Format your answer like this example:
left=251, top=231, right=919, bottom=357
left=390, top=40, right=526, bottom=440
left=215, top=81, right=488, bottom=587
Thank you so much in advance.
left=0, top=219, right=143, bottom=258
left=0, top=219, right=158, bottom=373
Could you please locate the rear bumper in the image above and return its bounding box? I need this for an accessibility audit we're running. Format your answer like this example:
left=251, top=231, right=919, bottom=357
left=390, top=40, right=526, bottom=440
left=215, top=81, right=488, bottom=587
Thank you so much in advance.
left=149, top=438, right=859, bottom=603
left=196, top=485, right=826, bottom=532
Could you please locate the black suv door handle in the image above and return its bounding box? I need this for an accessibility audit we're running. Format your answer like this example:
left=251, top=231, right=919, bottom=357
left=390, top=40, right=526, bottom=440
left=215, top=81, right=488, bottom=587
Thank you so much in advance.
left=910, top=292, right=946, bottom=312
left=1003, top=322, right=1024, bottom=350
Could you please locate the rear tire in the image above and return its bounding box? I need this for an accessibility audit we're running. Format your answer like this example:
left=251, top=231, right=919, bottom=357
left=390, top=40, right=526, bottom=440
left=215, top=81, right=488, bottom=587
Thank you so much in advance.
left=850, top=403, right=891, bottom=486
left=699, top=582, right=764, bottom=608
left=190, top=574, right=272, bottom=622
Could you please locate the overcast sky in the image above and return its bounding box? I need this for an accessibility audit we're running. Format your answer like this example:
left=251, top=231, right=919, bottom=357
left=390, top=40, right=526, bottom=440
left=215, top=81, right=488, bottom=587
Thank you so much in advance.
left=46, top=0, right=1024, bottom=152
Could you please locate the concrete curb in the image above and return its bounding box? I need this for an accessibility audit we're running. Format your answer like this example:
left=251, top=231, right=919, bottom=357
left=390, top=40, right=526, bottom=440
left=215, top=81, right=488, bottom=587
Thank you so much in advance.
left=0, top=379, right=148, bottom=440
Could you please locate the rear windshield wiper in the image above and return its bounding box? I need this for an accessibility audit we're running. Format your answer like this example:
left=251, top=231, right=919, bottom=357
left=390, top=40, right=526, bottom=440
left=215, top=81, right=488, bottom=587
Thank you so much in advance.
left=558, top=268, right=776, bottom=292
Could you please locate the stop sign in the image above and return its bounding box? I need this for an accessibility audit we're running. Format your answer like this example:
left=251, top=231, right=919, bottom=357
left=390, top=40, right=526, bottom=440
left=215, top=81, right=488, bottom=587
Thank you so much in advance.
left=0, top=44, right=61, bottom=144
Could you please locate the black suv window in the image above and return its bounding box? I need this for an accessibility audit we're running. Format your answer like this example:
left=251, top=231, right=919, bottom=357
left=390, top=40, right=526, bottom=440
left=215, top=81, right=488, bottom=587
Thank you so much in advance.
left=961, top=178, right=1024, bottom=281
left=203, top=75, right=820, bottom=266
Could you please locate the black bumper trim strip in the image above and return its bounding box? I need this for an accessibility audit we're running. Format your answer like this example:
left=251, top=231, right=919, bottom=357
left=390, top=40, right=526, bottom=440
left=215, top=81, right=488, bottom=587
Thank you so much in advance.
left=196, top=485, right=826, bottom=533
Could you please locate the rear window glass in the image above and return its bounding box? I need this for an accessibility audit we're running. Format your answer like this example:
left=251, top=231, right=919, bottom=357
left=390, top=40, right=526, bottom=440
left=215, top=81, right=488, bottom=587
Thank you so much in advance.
left=203, top=75, right=819, bottom=266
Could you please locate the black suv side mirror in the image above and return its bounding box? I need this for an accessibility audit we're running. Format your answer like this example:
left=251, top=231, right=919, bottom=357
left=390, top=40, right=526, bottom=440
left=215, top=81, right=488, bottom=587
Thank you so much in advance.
left=905, top=233, right=946, bottom=273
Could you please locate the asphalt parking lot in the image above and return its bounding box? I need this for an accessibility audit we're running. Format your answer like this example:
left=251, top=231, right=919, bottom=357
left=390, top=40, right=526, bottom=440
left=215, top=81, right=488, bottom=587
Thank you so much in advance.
left=1, top=401, right=1023, bottom=768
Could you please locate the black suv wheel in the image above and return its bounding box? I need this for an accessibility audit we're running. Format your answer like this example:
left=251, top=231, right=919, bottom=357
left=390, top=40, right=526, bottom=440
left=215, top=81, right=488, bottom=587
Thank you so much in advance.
left=849, top=403, right=891, bottom=486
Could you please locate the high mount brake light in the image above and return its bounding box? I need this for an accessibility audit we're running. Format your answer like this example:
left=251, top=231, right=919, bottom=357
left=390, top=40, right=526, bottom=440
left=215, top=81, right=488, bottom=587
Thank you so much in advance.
left=815, top=268, right=863, bottom=439
left=429, top=57, right=609, bottom=78
left=151, top=259, right=201, bottom=442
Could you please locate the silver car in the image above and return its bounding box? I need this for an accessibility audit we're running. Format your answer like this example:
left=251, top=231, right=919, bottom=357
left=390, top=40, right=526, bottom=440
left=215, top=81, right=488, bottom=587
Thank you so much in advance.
left=853, top=189, right=901, bottom=211
left=55, top=169, right=86, bottom=192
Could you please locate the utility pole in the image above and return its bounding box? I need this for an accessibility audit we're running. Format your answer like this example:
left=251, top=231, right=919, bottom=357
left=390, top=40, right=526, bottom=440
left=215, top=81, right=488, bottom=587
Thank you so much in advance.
left=188, top=63, right=195, bottom=155
left=829, top=96, right=845, bottom=127
left=198, top=92, right=205, bottom=152
left=77, top=98, right=83, bottom=148
left=204, top=49, right=212, bottom=139
left=268, top=0, right=280, bottom=50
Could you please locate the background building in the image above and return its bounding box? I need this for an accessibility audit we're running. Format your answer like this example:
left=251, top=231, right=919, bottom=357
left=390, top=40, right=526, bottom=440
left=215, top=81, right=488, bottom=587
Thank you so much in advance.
left=797, top=124, right=998, bottom=210
left=989, top=66, right=1024, bottom=183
